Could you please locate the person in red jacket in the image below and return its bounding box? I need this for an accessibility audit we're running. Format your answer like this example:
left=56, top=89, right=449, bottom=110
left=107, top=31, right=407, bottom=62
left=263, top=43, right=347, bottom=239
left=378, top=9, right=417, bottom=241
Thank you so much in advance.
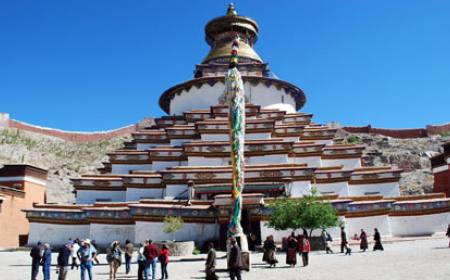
left=143, top=240, right=159, bottom=280
left=301, top=236, right=311, bottom=267
left=159, top=243, right=170, bottom=279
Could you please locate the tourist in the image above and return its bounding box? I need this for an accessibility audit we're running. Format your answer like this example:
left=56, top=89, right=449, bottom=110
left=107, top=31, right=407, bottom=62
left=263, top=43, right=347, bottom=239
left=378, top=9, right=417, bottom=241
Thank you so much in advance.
left=359, top=229, right=368, bottom=252
left=159, top=243, right=170, bottom=279
left=143, top=239, right=159, bottom=280
left=107, top=241, right=123, bottom=280
left=285, top=232, right=297, bottom=267
left=124, top=239, right=134, bottom=275
left=71, top=238, right=80, bottom=270
left=77, top=239, right=97, bottom=280
left=340, top=227, right=351, bottom=255
left=137, top=242, right=147, bottom=280
left=228, top=237, right=242, bottom=280
left=91, top=240, right=100, bottom=265
left=373, top=228, right=384, bottom=251
left=57, top=242, right=72, bottom=280
left=324, top=231, right=333, bottom=254
left=205, top=242, right=217, bottom=280
left=262, top=235, right=277, bottom=267
left=296, top=234, right=304, bottom=259
left=41, top=243, right=52, bottom=280
left=301, top=236, right=311, bottom=267
left=30, top=241, right=42, bottom=280
left=446, top=224, right=450, bottom=247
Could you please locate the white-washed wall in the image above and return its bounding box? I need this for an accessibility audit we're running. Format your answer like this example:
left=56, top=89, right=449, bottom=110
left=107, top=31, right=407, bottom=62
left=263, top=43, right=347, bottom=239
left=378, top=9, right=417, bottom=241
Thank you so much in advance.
left=111, top=164, right=153, bottom=174
left=164, top=184, right=188, bottom=199
left=348, top=182, right=400, bottom=197
left=345, top=215, right=391, bottom=238
left=313, top=182, right=349, bottom=196
left=200, top=132, right=272, bottom=142
left=291, top=156, right=322, bottom=167
left=321, top=158, right=361, bottom=169
left=125, top=188, right=164, bottom=201
left=136, top=143, right=166, bottom=150
left=134, top=221, right=218, bottom=246
left=389, top=212, right=450, bottom=236
left=246, top=154, right=289, bottom=165
left=89, top=223, right=135, bottom=247
left=28, top=223, right=89, bottom=246
left=290, top=181, right=312, bottom=197
left=169, top=82, right=297, bottom=115
left=188, top=157, right=229, bottom=167
left=76, top=190, right=126, bottom=204
left=152, top=161, right=186, bottom=171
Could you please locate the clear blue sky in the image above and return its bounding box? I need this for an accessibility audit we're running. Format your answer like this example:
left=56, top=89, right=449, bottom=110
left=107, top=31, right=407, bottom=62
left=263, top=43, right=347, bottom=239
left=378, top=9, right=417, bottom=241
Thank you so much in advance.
left=1, top=0, right=449, bottom=131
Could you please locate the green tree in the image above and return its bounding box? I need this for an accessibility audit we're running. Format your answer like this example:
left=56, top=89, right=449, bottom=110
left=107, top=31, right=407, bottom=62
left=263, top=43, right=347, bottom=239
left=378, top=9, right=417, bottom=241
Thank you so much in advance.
left=267, top=188, right=342, bottom=237
left=163, top=216, right=184, bottom=241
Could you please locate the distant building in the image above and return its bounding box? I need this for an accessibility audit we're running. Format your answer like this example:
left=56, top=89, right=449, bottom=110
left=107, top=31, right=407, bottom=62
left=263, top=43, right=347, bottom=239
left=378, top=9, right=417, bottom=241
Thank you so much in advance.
left=0, top=164, right=47, bottom=247
left=431, top=142, right=450, bottom=197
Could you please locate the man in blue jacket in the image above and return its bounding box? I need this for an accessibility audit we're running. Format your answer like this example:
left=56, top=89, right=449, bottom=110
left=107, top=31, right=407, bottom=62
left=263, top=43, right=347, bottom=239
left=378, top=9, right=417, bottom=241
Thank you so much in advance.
left=41, top=243, right=52, bottom=280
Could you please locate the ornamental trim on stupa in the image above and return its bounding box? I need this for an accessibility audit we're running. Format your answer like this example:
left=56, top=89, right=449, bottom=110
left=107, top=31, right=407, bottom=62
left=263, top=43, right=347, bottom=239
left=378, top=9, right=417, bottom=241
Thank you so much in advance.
left=24, top=4, right=450, bottom=248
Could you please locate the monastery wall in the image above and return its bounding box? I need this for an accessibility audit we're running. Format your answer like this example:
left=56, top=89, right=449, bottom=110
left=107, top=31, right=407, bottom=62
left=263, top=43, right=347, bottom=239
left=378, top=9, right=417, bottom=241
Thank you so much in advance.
left=90, top=223, right=135, bottom=246
left=345, top=215, right=391, bottom=237
left=134, top=221, right=218, bottom=246
left=389, top=212, right=449, bottom=236
left=1, top=116, right=137, bottom=143
left=343, top=123, right=450, bottom=138
left=28, top=223, right=90, bottom=246
left=76, top=190, right=126, bottom=204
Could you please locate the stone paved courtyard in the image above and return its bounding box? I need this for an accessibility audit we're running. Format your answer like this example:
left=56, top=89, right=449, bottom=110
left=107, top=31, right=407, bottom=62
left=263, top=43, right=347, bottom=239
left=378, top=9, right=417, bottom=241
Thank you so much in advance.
left=1, top=237, right=449, bottom=280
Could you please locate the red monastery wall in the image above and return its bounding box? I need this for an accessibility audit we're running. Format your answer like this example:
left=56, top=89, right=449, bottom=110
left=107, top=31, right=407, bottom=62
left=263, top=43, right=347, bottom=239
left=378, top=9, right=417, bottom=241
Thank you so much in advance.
left=343, top=124, right=450, bottom=139
left=6, top=118, right=138, bottom=143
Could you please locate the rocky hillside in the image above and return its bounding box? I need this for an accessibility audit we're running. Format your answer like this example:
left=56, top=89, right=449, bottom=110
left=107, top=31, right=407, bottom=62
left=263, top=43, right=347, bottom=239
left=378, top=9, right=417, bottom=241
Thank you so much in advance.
left=0, top=128, right=129, bottom=203
left=0, top=127, right=448, bottom=203
left=338, top=129, right=449, bottom=194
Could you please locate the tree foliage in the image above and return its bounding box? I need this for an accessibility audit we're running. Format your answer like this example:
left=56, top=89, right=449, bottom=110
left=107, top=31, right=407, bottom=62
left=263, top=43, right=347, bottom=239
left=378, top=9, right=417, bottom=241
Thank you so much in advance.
left=267, top=189, right=342, bottom=236
left=163, top=216, right=184, bottom=240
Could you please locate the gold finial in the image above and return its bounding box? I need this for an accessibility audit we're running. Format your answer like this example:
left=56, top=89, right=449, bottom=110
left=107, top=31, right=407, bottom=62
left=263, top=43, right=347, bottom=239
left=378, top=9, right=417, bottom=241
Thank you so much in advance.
left=227, top=3, right=237, bottom=16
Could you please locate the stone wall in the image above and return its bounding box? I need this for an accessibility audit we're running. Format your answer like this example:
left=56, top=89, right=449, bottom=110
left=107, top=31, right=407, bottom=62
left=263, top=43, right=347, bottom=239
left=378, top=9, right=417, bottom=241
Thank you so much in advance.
left=0, top=114, right=138, bottom=143
left=343, top=123, right=450, bottom=139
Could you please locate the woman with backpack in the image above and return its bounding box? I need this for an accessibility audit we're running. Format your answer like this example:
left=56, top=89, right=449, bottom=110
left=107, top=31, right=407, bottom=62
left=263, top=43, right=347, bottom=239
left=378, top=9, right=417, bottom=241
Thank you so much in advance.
left=159, top=243, right=170, bottom=279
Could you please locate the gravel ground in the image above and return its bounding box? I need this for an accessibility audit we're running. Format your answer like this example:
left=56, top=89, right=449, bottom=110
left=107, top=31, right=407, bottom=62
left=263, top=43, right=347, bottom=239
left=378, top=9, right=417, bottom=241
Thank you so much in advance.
left=2, top=237, right=450, bottom=280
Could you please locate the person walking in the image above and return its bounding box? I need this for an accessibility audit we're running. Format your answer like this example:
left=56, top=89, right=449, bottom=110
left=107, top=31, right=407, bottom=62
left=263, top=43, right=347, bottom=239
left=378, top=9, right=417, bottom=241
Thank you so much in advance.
left=359, top=229, right=368, bottom=252
left=57, top=243, right=72, bottom=280
left=373, top=228, right=384, bottom=251
left=143, top=239, right=159, bottom=280
left=324, top=231, right=333, bottom=254
left=301, top=236, right=311, bottom=267
left=91, top=240, right=100, bottom=265
left=71, top=239, right=80, bottom=270
left=340, top=227, right=351, bottom=255
left=77, top=239, right=97, bottom=280
left=30, top=241, right=42, bottom=280
left=124, top=240, right=134, bottom=275
left=285, top=232, right=297, bottom=267
left=107, top=241, right=123, bottom=280
left=137, top=243, right=147, bottom=280
left=228, top=238, right=242, bottom=280
left=41, top=243, right=52, bottom=280
left=159, top=243, right=170, bottom=279
left=446, top=224, right=450, bottom=247
left=262, top=235, right=277, bottom=267
left=205, top=242, right=217, bottom=280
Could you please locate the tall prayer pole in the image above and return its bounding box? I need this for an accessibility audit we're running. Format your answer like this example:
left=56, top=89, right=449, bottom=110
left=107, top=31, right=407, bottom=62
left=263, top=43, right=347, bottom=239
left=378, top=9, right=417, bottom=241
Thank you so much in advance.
left=225, top=37, right=246, bottom=238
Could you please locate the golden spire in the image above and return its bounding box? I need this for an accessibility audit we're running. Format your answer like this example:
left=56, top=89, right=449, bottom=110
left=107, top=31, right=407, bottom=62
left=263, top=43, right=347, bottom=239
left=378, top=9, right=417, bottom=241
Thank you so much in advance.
left=227, top=3, right=238, bottom=16
left=202, top=4, right=262, bottom=64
